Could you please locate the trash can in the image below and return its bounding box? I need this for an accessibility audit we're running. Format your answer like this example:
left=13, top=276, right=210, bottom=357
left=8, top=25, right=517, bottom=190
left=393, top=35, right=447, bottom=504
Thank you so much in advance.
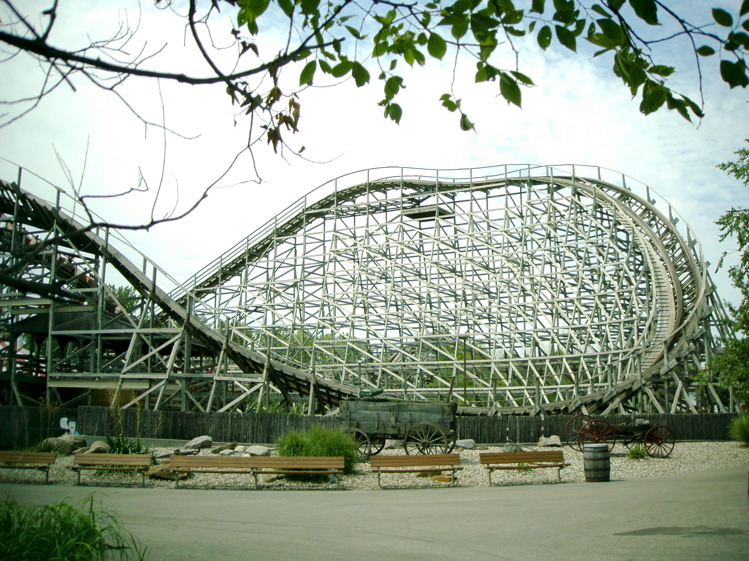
left=583, top=443, right=610, bottom=482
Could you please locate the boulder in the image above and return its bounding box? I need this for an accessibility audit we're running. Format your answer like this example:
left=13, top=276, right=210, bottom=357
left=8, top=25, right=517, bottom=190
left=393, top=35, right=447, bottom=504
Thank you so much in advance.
left=455, top=438, right=476, bottom=450
left=503, top=443, right=523, bottom=452
left=147, top=464, right=187, bottom=481
left=40, top=434, right=87, bottom=455
left=211, top=442, right=237, bottom=454
left=219, top=449, right=235, bottom=456
left=431, top=475, right=453, bottom=484
left=538, top=435, right=562, bottom=447
left=246, top=445, right=271, bottom=457
left=383, top=439, right=401, bottom=450
left=184, top=435, right=212, bottom=449
left=86, top=440, right=110, bottom=454
left=173, top=448, right=200, bottom=456
left=234, top=445, right=247, bottom=453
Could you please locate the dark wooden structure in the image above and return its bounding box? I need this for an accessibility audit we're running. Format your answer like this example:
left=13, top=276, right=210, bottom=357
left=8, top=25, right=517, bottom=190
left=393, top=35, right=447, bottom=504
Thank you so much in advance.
left=338, top=399, right=458, bottom=455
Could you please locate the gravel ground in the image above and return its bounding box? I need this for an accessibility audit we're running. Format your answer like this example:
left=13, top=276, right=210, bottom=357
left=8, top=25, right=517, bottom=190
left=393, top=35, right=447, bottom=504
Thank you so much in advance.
left=2, top=441, right=748, bottom=491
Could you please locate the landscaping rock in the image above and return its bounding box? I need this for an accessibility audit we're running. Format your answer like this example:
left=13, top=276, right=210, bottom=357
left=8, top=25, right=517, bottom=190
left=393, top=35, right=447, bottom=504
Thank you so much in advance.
left=431, top=475, right=453, bottom=484
left=86, top=440, right=110, bottom=454
left=219, top=449, right=235, bottom=456
left=246, top=445, right=271, bottom=456
left=147, top=464, right=186, bottom=481
left=503, top=443, right=523, bottom=452
left=184, top=436, right=212, bottom=449
left=211, top=442, right=237, bottom=454
left=456, top=439, right=476, bottom=449
left=538, top=435, right=562, bottom=447
left=173, top=448, right=200, bottom=456
left=40, top=434, right=87, bottom=455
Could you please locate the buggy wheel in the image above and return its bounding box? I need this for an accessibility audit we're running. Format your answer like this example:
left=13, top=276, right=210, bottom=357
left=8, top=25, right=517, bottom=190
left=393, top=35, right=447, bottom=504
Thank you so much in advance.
left=404, top=422, right=449, bottom=455
left=369, top=437, right=387, bottom=456
left=577, top=419, right=616, bottom=452
left=564, top=414, right=593, bottom=451
left=644, top=425, right=675, bottom=458
left=349, top=428, right=372, bottom=458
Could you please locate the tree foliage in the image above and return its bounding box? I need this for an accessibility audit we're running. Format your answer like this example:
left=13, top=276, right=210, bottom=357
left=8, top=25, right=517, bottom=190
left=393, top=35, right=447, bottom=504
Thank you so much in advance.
left=712, top=140, right=749, bottom=402
left=1, top=0, right=747, bottom=157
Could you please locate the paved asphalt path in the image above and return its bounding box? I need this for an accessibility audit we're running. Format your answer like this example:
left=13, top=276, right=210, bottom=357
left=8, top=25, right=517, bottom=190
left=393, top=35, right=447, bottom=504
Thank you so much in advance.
left=3, top=465, right=748, bottom=561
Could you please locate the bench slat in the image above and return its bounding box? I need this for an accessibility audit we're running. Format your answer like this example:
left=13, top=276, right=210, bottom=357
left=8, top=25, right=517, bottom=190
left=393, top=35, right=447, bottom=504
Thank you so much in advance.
left=479, top=451, right=569, bottom=485
left=167, top=455, right=345, bottom=488
left=71, top=453, right=152, bottom=487
left=0, top=451, right=56, bottom=484
left=370, top=453, right=462, bottom=488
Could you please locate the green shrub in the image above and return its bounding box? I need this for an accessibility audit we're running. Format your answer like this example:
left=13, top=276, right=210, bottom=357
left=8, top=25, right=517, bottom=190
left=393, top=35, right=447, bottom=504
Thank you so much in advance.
left=0, top=495, right=151, bottom=561
left=277, top=425, right=361, bottom=476
left=627, top=444, right=648, bottom=460
left=105, top=434, right=150, bottom=455
left=729, top=413, right=749, bottom=446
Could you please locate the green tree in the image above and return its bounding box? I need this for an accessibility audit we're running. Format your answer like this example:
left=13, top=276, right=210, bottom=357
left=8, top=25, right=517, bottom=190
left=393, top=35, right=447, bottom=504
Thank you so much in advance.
left=1, top=0, right=747, bottom=154
left=713, top=140, right=749, bottom=402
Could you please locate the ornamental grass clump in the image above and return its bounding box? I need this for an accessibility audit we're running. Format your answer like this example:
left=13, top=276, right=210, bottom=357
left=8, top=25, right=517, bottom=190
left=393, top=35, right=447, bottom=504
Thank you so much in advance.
left=0, top=495, right=151, bottom=561
left=627, top=444, right=648, bottom=460
left=277, top=425, right=361, bottom=478
left=729, top=413, right=749, bottom=446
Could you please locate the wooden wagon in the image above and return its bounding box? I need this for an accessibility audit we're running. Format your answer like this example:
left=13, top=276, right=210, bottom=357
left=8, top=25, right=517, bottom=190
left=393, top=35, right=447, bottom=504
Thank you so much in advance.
left=338, top=399, right=458, bottom=455
left=563, top=414, right=676, bottom=458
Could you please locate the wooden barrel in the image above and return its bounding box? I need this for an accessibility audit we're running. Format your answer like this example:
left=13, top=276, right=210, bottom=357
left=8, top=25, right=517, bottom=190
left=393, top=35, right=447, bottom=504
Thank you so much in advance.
left=583, top=443, right=610, bottom=482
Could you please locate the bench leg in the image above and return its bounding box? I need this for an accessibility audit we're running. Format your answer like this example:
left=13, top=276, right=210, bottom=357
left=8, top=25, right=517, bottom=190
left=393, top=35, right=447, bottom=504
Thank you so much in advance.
left=487, top=469, right=493, bottom=486
left=76, top=469, right=82, bottom=486
left=44, top=468, right=50, bottom=485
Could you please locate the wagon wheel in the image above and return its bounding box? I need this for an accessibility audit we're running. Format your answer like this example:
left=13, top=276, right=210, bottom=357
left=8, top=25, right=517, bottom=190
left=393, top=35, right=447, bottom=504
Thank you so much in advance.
left=577, top=419, right=617, bottom=452
left=348, top=428, right=373, bottom=458
left=368, top=437, right=387, bottom=456
left=404, top=422, right=449, bottom=455
left=644, top=425, right=675, bottom=458
left=564, top=414, right=593, bottom=451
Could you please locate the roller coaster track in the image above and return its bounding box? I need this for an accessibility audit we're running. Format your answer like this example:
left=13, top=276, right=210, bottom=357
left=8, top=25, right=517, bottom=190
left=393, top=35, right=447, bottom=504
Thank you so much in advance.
left=0, top=164, right=737, bottom=415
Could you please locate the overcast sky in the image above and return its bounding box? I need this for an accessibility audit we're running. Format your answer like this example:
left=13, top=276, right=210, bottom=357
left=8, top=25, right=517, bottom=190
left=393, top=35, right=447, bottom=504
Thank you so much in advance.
left=0, top=0, right=747, bottom=307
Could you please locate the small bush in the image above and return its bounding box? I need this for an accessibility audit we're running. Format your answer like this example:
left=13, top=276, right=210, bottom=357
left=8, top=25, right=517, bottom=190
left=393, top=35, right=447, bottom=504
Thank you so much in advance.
left=105, top=434, right=150, bottom=455
left=729, top=413, right=749, bottom=446
left=277, top=425, right=361, bottom=476
left=627, top=444, right=648, bottom=460
left=0, top=495, right=150, bottom=561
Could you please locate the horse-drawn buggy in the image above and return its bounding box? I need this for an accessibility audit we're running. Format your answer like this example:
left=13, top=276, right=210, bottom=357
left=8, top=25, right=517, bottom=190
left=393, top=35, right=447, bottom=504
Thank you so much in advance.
left=338, top=399, right=458, bottom=455
left=563, top=414, right=676, bottom=458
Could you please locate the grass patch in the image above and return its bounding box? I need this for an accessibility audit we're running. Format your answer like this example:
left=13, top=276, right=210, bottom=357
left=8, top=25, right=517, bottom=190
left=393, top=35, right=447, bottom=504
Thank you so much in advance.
left=0, top=495, right=151, bottom=561
left=627, top=444, right=648, bottom=460
left=277, top=425, right=361, bottom=479
left=729, top=413, right=749, bottom=446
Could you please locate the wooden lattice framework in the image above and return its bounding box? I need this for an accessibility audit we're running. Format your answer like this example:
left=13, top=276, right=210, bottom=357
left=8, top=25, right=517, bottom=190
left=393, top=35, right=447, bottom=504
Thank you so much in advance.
left=0, top=165, right=740, bottom=414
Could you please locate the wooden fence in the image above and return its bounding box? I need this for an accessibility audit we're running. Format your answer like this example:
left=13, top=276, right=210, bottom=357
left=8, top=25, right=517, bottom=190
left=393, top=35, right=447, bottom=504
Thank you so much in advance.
left=0, top=405, right=740, bottom=449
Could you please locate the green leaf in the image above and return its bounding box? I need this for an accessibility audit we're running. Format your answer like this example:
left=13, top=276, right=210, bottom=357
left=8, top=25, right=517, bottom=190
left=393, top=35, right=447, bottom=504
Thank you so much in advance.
left=239, top=0, right=271, bottom=21
left=538, top=25, right=552, bottom=49
left=696, top=45, right=716, bottom=56
left=742, top=0, right=749, bottom=16
left=277, top=0, right=293, bottom=17
left=511, top=71, right=534, bottom=85
left=591, top=4, right=611, bottom=17
left=629, top=0, right=658, bottom=25
left=331, top=60, right=353, bottom=78
left=299, top=60, right=317, bottom=86
left=596, top=18, right=625, bottom=45
left=345, top=25, right=366, bottom=40
left=712, top=8, right=734, bottom=27
left=649, top=65, right=675, bottom=77
left=531, top=0, right=545, bottom=14
left=384, top=76, right=404, bottom=100
left=428, top=33, right=448, bottom=60
left=459, top=113, right=474, bottom=131
left=720, top=59, right=749, bottom=88
left=499, top=72, right=522, bottom=106
left=440, top=93, right=460, bottom=112
left=555, top=25, right=577, bottom=51
left=385, top=102, right=403, bottom=123
left=639, top=80, right=667, bottom=115
left=351, top=62, right=370, bottom=87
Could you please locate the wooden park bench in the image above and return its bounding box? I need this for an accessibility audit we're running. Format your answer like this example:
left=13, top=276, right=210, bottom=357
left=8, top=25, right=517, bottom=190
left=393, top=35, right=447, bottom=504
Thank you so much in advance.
left=479, top=450, right=570, bottom=485
left=167, top=455, right=345, bottom=488
left=0, top=451, right=56, bottom=484
left=71, top=453, right=153, bottom=487
left=369, top=453, right=463, bottom=488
